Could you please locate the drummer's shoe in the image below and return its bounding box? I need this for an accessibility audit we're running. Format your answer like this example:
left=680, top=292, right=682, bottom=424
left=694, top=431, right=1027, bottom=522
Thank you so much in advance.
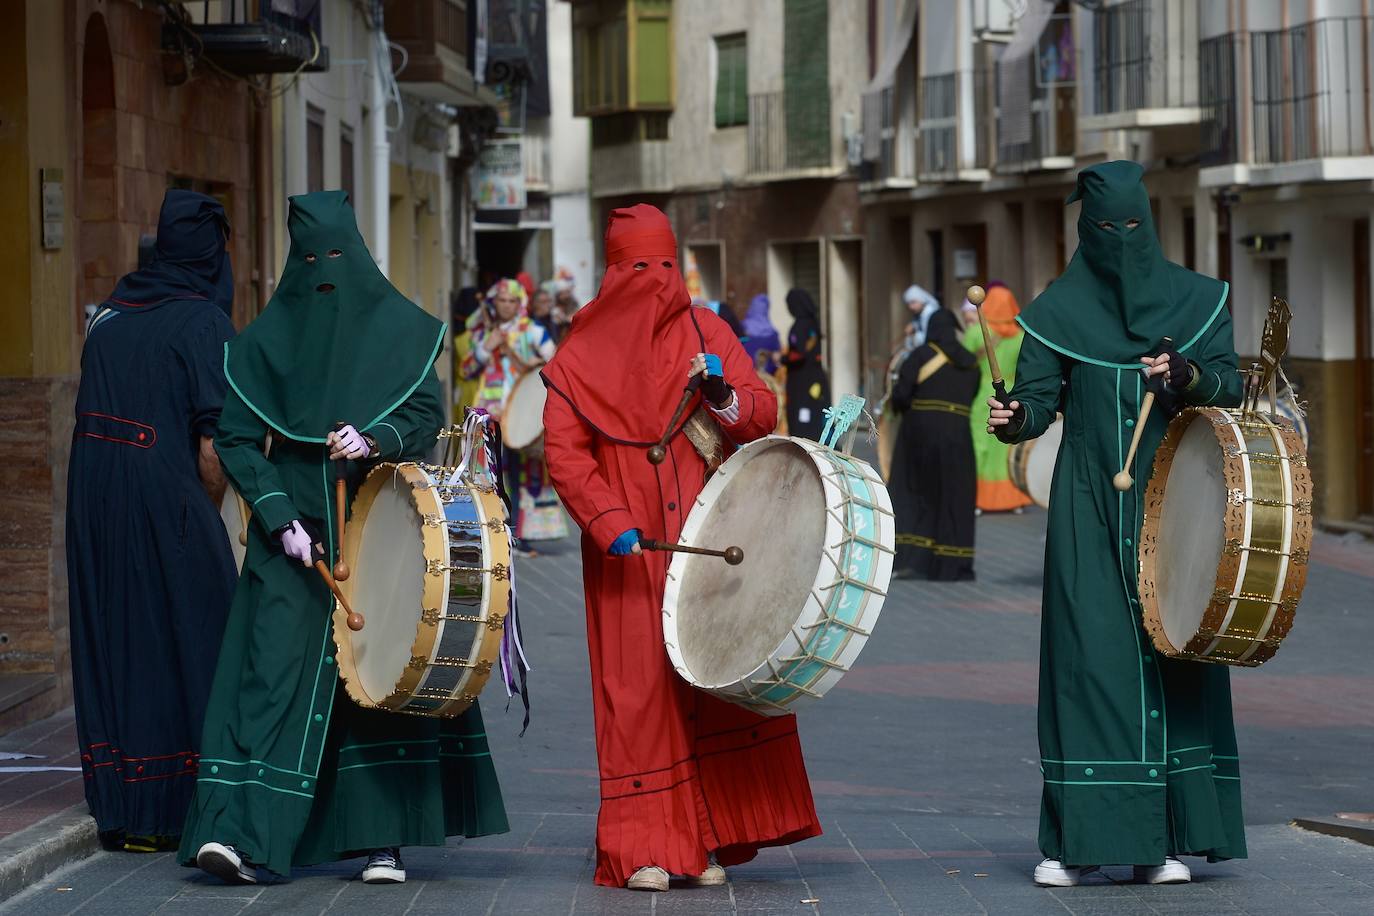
left=1033, top=858, right=1099, bottom=887
left=362, top=847, right=406, bottom=884
left=626, top=865, right=670, bottom=892
left=1134, top=857, right=1191, bottom=885
left=196, top=842, right=257, bottom=885
left=684, top=861, right=727, bottom=887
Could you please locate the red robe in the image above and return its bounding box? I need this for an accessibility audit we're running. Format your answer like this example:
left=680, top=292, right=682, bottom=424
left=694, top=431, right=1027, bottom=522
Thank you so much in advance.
left=543, top=308, right=821, bottom=887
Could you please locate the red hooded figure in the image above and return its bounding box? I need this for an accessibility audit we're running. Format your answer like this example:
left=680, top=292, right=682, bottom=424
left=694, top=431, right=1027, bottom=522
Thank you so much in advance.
left=542, top=205, right=821, bottom=889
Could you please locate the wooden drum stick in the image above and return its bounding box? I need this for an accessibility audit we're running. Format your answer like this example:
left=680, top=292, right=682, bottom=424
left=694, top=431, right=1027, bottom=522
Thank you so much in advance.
left=641, top=538, right=745, bottom=566
left=311, top=539, right=365, bottom=631
left=647, top=375, right=704, bottom=465
left=330, top=423, right=351, bottom=582
left=1113, top=336, right=1174, bottom=492
left=968, top=285, right=1011, bottom=407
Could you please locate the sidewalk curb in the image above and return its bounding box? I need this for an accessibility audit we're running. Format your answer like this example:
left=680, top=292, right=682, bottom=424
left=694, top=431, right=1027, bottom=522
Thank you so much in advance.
left=0, top=803, right=99, bottom=902
left=1291, top=816, right=1374, bottom=848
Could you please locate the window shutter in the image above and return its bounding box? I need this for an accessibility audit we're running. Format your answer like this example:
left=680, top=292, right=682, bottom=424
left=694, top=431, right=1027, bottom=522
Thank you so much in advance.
left=783, top=0, right=830, bottom=167
left=715, top=33, right=747, bottom=128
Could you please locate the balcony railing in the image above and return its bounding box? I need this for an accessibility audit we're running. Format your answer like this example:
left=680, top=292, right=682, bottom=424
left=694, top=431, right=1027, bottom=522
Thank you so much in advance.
left=917, top=71, right=991, bottom=181
left=1252, top=16, right=1374, bottom=165
left=1086, top=0, right=1197, bottom=123
left=1199, top=33, right=1241, bottom=166
left=589, top=141, right=672, bottom=198
left=996, top=21, right=1076, bottom=174
left=163, top=0, right=328, bottom=74
left=860, top=87, right=915, bottom=185
left=748, top=91, right=833, bottom=177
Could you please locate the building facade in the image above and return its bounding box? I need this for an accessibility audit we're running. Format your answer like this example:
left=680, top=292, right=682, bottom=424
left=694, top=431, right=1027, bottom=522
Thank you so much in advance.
left=859, top=0, right=1374, bottom=526
left=570, top=0, right=871, bottom=398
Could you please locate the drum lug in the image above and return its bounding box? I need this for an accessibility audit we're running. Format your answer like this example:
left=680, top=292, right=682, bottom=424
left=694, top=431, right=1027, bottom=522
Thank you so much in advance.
left=1228, top=488, right=1246, bottom=507
left=408, top=654, right=428, bottom=671
left=1223, top=538, right=1243, bottom=557
left=421, top=607, right=441, bottom=626
left=486, top=612, right=506, bottom=631
left=473, top=659, right=493, bottom=675
left=1290, top=547, right=1310, bottom=565
left=427, top=559, right=445, bottom=576
left=1295, top=497, right=1312, bottom=515
left=1280, top=595, right=1300, bottom=614
left=490, top=563, right=510, bottom=581
left=1211, top=587, right=1233, bottom=604
left=423, top=513, right=444, bottom=528
left=488, top=517, right=506, bottom=533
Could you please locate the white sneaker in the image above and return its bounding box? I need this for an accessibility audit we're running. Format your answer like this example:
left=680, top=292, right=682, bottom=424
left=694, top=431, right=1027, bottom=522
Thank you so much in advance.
left=1033, top=858, right=1099, bottom=887
left=196, top=842, right=257, bottom=885
left=626, top=865, right=670, bottom=891
left=361, top=847, right=406, bottom=884
left=684, top=861, right=727, bottom=886
left=1134, top=857, right=1192, bottom=884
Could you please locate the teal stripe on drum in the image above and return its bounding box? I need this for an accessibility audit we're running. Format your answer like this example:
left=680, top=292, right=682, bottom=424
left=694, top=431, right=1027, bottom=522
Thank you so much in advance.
left=756, top=453, right=879, bottom=706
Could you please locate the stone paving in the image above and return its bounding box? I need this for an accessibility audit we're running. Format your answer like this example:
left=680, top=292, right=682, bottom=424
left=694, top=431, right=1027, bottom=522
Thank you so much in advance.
left=3, top=509, right=1373, bottom=914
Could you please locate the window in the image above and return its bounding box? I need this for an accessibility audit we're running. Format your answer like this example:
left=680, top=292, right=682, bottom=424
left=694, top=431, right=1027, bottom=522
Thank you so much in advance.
left=306, top=104, right=325, bottom=193
left=340, top=123, right=355, bottom=204
left=714, top=33, right=747, bottom=128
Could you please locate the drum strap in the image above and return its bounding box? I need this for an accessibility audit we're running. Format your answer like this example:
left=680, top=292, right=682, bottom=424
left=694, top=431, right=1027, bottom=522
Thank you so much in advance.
left=916, top=347, right=950, bottom=385
left=682, top=407, right=725, bottom=476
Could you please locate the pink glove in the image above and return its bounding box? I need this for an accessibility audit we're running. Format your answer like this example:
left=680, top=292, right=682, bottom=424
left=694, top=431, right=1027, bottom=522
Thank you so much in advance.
left=327, top=424, right=372, bottom=460
left=279, top=520, right=314, bottom=567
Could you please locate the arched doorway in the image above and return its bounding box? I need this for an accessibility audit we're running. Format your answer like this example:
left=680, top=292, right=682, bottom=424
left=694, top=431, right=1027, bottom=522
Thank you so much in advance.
left=79, top=12, right=118, bottom=319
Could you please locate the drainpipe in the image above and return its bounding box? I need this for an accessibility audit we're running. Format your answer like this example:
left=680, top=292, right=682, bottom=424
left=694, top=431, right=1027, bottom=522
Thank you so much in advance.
left=368, top=0, right=391, bottom=275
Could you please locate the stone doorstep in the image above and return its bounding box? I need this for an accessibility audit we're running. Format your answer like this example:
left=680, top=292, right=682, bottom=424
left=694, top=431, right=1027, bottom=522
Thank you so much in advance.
left=1291, top=815, right=1374, bottom=848
left=0, top=803, right=98, bottom=903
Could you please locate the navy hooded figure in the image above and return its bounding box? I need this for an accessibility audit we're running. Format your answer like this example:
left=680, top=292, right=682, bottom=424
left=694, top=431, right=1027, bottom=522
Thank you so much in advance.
left=67, top=189, right=239, bottom=850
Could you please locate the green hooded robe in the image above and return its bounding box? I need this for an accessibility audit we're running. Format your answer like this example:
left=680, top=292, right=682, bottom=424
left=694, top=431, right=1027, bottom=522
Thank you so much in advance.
left=179, top=192, right=508, bottom=876
left=998, top=162, right=1247, bottom=866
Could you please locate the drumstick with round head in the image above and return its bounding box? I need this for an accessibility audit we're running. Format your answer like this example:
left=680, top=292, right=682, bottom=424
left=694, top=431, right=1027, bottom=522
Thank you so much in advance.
left=641, top=538, right=745, bottom=566
left=647, top=375, right=705, bottom=465
left=1113, top=336, right=1175, bottom=492
left=330, top=423, right=351, bottom=582
left=310, top=538, right=365, bottom=631
left=235, top=492, right=250, bottom=547
left=968, top=285, right=1012, bottom=407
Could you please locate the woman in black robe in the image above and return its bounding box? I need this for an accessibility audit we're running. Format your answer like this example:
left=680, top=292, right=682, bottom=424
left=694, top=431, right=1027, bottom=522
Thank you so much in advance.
left=782, top=288, right=831, bottom=440
left=889, top=308, right=979, bottom=580
left=67, top=191, right=238, bottom=851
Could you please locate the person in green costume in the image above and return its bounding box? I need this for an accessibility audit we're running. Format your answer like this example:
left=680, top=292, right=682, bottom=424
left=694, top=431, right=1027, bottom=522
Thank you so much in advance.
left=988, top=161, right=1246, bottom=888
left=179, top=191, right=509, bottom=886
left=961, top=282, right=1032, bottom=513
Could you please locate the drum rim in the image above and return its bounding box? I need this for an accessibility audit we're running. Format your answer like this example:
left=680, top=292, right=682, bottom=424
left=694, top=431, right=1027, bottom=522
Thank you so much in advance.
left=661, top=435, right=893, bottom=712
left=500, top=371, right=546, bottom=451
left=1138, top=407, right=1310, bottom=667
left=334, top=462, right=509, bottom=717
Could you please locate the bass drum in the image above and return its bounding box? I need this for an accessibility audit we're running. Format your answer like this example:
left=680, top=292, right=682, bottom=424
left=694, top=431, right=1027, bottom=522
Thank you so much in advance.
left=1007, top=415, right=1064, bottom=508
left=661, top=436, right=893, bottom=716
left=219, top=487, right=247, bottom=572
left=502, top=371, right=547, bottom=453
left=1139, top=407, right=1312, bottom=666
left=335, top=462, right=511, bottom=717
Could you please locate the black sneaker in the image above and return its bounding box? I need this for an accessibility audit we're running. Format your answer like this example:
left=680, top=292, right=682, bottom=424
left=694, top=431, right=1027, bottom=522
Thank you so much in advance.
left=362, top=847, right=406, bottom=884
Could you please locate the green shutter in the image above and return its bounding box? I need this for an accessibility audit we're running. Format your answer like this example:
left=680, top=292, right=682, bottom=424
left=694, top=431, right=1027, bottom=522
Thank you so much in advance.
left=783, top=0, right=830, bottom=167
left=715, top=33, right=747, bottom=128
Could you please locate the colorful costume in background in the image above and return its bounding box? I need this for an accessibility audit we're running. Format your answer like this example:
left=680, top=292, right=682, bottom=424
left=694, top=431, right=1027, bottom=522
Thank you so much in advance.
left=179, top=192, right=508, bottom=876
left=462, top=279, right=565, bottom=543
left=68, top=191, right=238, bottom=845
left=741, top=294, right=786, bottom=432
left=997, top=162, right=1246, bottom=866
left=541, top=205, right=819, bottom=888
left=889, top=309, right=979, bottom=580
left=782, top=289, right=831, bottom=440
left=451, top=287, right=482, bottom=418
left=963, top=285, right=1032, bottom=512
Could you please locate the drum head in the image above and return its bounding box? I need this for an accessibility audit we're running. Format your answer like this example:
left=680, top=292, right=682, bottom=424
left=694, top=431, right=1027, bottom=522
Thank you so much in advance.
left=1156, top=416, right=1227, bottom=652
left=674, top=439, right=827, bottom=688
left=1025, top=417, right=1064, bottom=508
left=349, top=483, right=426, bottom=703
left=503, top=373, right=547, bottom=450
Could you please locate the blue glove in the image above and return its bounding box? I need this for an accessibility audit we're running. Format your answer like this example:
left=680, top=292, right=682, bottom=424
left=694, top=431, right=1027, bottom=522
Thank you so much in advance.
left=700, top=353, right=731, bottom=407
left=609, top=528, right=641, bottom=556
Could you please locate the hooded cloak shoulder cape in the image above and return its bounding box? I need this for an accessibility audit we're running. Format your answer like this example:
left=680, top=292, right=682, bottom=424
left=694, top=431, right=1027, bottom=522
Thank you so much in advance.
left=225, top=191, right=446, bottom=442
left=105, top=189, right=234, bottom=316
left=1018, top=160, right=1230, bottom=367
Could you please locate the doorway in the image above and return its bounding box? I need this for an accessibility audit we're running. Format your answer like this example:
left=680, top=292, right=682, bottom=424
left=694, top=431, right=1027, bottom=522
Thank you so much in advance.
left=1355, top=218, right=1372, bottom=518
left=827, top=238, right=864, bottom=401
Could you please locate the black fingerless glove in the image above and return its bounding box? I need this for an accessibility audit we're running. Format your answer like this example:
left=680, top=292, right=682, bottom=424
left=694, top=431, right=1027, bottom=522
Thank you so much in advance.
left=1160, top=348, right=1194, bottom=391
left=701, top=374, right=732, bottom=409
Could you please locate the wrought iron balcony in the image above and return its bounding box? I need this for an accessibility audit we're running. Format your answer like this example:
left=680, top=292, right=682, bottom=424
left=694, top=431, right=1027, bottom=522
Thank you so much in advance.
left=860, top=87, right=915, bottom=188
left=1081, top=0, right=1199, bottom=130
left=387, top=0, right=492, bottom=107
left=1199, top=32, right=1241, bottom=166
left=162, top=0, right=328, bottom=75
left=748, top=91, right=835, bottom=179
left=917, top=71, right=991, bottom=183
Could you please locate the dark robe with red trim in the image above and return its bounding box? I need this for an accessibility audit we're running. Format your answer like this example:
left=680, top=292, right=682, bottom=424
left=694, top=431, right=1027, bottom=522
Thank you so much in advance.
left=543, top=307, right=821, bottom=887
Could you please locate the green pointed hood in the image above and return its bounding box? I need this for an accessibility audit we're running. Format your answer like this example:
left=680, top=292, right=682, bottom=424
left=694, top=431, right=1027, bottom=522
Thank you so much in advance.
left=1018, top=160, right=1229, bottom=368
left=225, top=191, right=445, bottom=442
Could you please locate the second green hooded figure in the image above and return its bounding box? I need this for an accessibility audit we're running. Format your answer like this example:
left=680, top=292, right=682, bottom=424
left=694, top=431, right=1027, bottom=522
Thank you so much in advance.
left=179, top=191, right=509, bottom=884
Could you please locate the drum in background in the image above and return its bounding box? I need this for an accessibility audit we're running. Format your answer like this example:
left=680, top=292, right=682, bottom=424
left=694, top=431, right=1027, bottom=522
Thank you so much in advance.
left=1007, top=415, right=1064, bottom=508
left=219, top=487, right=247, bottom=572
left=661, top=436, right=894, bottom=716
left=1139, top=407, right=1312, bottom=666
left=502, top=372, right=547, bottom=452
left=335, top=462, right=510, bottom=717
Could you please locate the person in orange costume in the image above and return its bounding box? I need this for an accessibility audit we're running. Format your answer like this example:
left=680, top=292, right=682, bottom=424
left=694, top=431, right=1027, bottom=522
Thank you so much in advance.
left=541, top=204, right=821, bottom=892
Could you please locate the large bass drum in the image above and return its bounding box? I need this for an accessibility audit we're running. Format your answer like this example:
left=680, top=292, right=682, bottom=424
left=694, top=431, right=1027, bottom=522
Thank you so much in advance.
left=661, top=436, right=893, bottom=715
left=1007, top=415, right=1064, bottom=508
left=1139, top=407, right=1312, bottom=666
left=501, top=372, right=547, bottom=452
left=335, top=463, right=511, bottom=716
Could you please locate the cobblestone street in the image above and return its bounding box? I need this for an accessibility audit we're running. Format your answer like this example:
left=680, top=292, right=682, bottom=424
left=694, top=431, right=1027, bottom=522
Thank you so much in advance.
left=4, top=509, right=1373, bottom=915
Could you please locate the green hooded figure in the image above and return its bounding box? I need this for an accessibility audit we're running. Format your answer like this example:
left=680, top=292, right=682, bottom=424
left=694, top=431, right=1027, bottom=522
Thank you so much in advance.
left=180, top=191, right=508, bottom=882
left=995, top=162, right=1246, bottom=880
